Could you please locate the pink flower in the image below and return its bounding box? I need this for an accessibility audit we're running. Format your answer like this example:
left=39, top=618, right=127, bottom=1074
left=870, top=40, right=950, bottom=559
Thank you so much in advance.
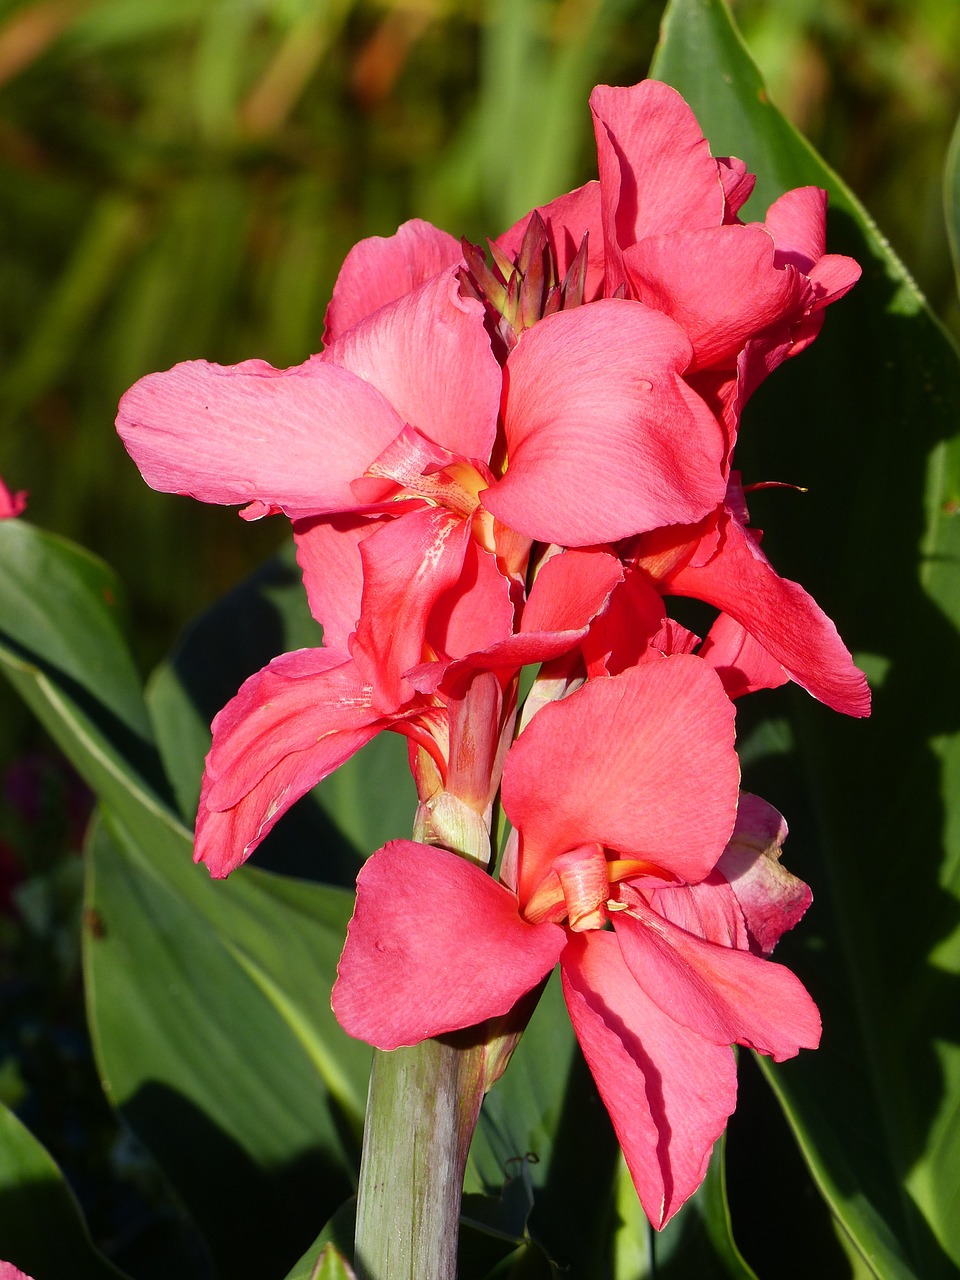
left=0, top=1263, right=35, bottom=1280
left=117, top=200, right=729, bottom=874
left=333, top=659, right=820, bottom=1227
left=0, top=477, right=27, bottom=519
left=193, top=544, right=624, bottom=876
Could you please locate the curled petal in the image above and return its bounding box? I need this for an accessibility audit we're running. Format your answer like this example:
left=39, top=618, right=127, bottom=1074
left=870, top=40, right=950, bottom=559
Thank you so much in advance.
left=352, top=506, right=470, bottom=707
left=590, top=80, right=725, bottom=291
left=323, top=218, right=463, bottom=344
left=332, top=841, right=565, bottom=1049
left=197, top=650, right=383, bottom=876
left=484, top=300, right=726, bottom=545
left=652, top=510, right=871, bottom=717
left=698, top=610, right=790, bottom=699
left=426, top=536, right=515, bottom=662
left=623, top=225, right=813, bottom=370
left=718, top=793, right=812, bottom=955
left=504, top=656, right=739, bottom=900
left=614, top=896, right=821, bottom=1060
left=561, top=930, right=737, bottom=1229
left=407, top=547, right=623, bottom=696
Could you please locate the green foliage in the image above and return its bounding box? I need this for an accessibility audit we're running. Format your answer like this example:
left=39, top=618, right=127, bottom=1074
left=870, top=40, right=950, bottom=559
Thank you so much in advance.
left=0, top=1101, right=130, bottom=1280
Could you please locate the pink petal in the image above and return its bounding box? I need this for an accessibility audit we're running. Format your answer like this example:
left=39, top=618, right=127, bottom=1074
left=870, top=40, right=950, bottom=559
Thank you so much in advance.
left=561, top=930, right=737, bottom=1228
left=581, top=566, right=669, bottom=677
left=323, top=267, right=501, bottom=461
left=717, top=793, right=813, bottom=956
left=332, top=840, right=565, bottom=1049
left=322, top=218, right=463, bottom=344
left=425, top=537, right=515, bottom=661
left=0, top=477, right=27, bottom=519
left=117, top=358, right=405, bottom=513
left=496, top=181, right=606, bottom=301
left=762, top=186, right=827, bottom=272
left=623, top=225, right=813, bottom=370
left=293, top=512, right=379, bottom=647
left=645, top=871, right=750, bottom=952
left=655, top=510, right=871, bottom=717
left=484, top=300, right=726, bottom=545
left=717, top=157, right=755, bottom=219
left=503, top=656, right=740, bottom=902
left=590, top=81, right=725, bottom=291
left=407, top=547, right=624, bottom=696
left=0, top=1265, right=34, bottom=1280
left=196, top=650, right=384, bottom=876
left=351, top=506, right=470, bottom=707
left=614, top=897, right=821, bottom=1061
left=698, top=610, right=790, bottom=699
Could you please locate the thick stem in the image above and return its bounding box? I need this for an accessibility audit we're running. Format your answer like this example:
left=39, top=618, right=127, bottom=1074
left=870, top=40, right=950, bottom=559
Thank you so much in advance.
left=353, top=1033, right=486, bottom=1280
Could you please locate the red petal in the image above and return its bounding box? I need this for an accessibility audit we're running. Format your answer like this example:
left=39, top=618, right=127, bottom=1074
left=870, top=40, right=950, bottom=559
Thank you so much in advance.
left=659, top=509, right=871, bottom=717
left=590, top=81, right=725, bottom=292
left=293, top=512, right=378, bottom=648
left=561, top=930, right=737, bottom=1228
left=698, top=610, right=790, bottom=699
left=196, top=650, right=384, bottom=875
left=484, top=300, right=726, bottom=544
left=614, top=897, right=821, bottom=1060
left=623, top=225, right=813, bottom=370
left=323, top=218, right=463, bottom=344
left=503, top=656, right=740, bottom=901
left=323, top=267, right=501, bottom=461
left=645, top=871, right=750, bottom=951
left=332, top=841, right=565, bottom=1049
left=117, top=358, right=404, bottom=513
left=352, top=506, right=470, bottom=707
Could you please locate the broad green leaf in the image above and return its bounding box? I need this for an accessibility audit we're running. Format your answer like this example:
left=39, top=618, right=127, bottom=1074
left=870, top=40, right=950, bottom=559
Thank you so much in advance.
left=0, top=1101, right=129, bottom=1280
left=0, top=519, right=172, bottom=824
left=0, top=523, right=371, bottom=1271
left=85, top=808, right=370, bottom=1278
left=653, top=2, right=960, bottom=1276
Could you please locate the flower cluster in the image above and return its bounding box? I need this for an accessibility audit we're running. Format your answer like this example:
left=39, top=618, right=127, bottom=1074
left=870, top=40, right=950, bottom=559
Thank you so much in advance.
left=117, top=80, right=868, bottom=1228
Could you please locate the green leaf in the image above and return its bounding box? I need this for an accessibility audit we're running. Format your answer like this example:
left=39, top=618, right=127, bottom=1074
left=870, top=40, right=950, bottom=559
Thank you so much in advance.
left=653, top=2, right=960, bottom=1276
left=84, top=808, right=370, bottom=1278
left=145, top=539, right=416, bottom=873
left=0, top=1101, right=130, bottom=1280
left=0, top=522, right=371, bottom=1271
left=0, top=519, right=172, bottom=823
left=945, top=108, right=960, bottom=298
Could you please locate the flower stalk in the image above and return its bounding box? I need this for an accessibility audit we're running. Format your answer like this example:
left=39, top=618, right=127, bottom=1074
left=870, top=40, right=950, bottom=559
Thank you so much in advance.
left=353, top=1035, right=486, bottom=1280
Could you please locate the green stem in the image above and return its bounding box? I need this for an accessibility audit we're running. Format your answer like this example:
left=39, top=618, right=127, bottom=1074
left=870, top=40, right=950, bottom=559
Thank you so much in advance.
left=353, top=1032, right=487, bottom=1280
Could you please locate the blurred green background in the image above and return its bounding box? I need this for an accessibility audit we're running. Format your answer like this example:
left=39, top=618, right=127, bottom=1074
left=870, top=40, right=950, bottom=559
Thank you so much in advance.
left=0, top=0, right=957, bottom=663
